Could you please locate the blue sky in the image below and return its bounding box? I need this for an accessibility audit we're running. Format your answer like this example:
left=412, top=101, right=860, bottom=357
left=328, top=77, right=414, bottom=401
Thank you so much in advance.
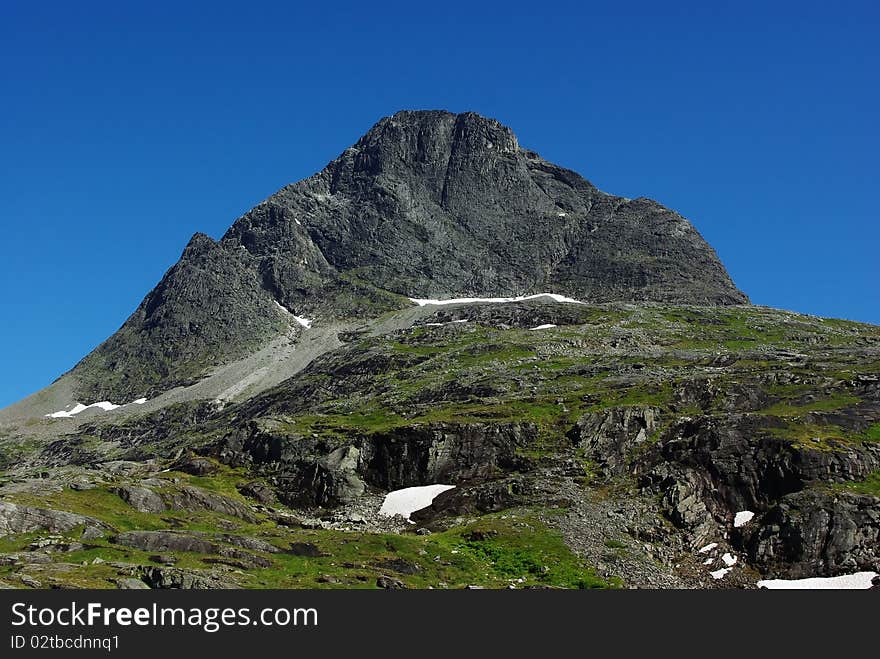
left=1, top=0, right=877, bottom=408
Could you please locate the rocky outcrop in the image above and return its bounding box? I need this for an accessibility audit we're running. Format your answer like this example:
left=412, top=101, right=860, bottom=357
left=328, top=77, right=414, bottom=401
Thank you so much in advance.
left=276, top=446, right=366, bottom=508
left=0, top=501, right=109, bottom=538
left=113, top=531, right=217, bottom=554
left=362, top=422, right=535, bottom=489
left=138, top=566, right=239, bottom=589
left=410, top=477, right=529, bottom=524
left=569, top=406, right=660, bottom=475
left=113, top=531, right=276, bottom=570
left=162, top=486, right=257, bottom=523
left=237, top=481, right=276, bottom=504
left=113, top=485, right=166, bottom=513
left=742, top=490, right=880, bottom=577
left=637, top=414, right=880, bottom=522
left=634, top=412, right=880, bottom=571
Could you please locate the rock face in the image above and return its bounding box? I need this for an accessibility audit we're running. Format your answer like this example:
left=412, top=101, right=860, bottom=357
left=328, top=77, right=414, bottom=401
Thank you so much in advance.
left=635, top=413, right=880, bottom=574
left=113, top=485, right=166, bottom=513
left=0, top=502, right=108, bottom=538
left=286, top=446, right=366, bottom=507
left=362, top=422, right=535, bottom=489
left=569, top=406, right=660, bottom=476
left=162, top=486, right=257, bottom=522
left=743, top=491, right=880, bottom=577
left=66, top=110, right=747, bottom=401
left=638, top=415, right=880, bottom=519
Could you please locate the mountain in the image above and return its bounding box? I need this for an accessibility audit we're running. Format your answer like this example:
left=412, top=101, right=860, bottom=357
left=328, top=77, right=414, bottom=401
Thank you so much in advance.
left=1, top=111, right=877, bottom=592
left=69, top=110, right=745, bottom=402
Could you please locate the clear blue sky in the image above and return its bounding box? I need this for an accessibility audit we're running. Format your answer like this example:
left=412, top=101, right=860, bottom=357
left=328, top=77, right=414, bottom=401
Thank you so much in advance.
left=1, top=0, right=877, bottom=408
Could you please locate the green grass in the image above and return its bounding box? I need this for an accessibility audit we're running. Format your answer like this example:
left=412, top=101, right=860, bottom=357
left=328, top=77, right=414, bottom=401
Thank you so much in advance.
left=760, top=393, right=861, bottom=417
left=0, top=503, right=616, bottom=590
left=834, top=470, right=880, bottom=497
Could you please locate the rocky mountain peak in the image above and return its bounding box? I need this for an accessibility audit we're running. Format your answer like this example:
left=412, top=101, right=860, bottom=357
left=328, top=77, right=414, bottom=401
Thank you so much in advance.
left=64, top=110, right=749, bottom=401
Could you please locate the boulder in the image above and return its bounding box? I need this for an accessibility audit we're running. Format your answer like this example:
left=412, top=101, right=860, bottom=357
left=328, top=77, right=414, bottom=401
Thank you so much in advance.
left=0, top=501, right=109, bottom=538
left=163, top=486, right=256, bottom=522
left=113, top=485, right=166, bottom=513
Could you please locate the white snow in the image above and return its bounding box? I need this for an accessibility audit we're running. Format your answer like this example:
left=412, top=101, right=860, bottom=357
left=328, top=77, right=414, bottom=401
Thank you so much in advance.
left=710, top=568, right=731, bottom=580
left=557, top=212, right=567, bottom=218
left=703, top=558, right=714, bottom=565
left=378, top=484, right=456, bottom=520
left=734, top=511, right=755, bottom=527
left=46, top=401, right=120, bottom=418
left=409, top=293, right=584, bottom=306
left=757, top=572, right=877, bottom=590
left=529, top=324, right=557, bottom=331
left=698, top=542, right=718, bottom=554
left=294, top=218, right=302, bottom=226
left=722, top=553, right=738, bottom=567
left=424, top=320, right=469, bottom=327
left=273, top=301, right=312, bottom=329
left=131, top=398, right=148, bottom=405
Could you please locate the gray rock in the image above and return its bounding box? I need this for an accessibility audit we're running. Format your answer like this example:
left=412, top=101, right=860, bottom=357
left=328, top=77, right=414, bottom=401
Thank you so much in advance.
left=139, top=566, right=238, bottom=589
left=315, top=446, right=366, bottom=504
left=113, top=531, right=218, bottom=554
left=115, top=577, right=150, bottom=590
left=172, top=455, right=217, bottom=476
left=0, top=501, right=108, bottom=538
left=113, top=485, right=166, bottom=513
left=743, top=490, right=880, bottom=577
left=19, top=574, right=41, bottom=588
left=163, top=486, right=256, bottom=522
left=362, top=421, right=536, bottom=489
left=376, top=575, right=406, bottom=590
left=569, top=406, right=660, bottom=475
left=237, top=481, right=276, bottom=504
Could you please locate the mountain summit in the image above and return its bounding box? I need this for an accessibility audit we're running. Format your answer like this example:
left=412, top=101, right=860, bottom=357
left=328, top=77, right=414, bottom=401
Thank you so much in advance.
left=69, top=110, right=747, bottom=400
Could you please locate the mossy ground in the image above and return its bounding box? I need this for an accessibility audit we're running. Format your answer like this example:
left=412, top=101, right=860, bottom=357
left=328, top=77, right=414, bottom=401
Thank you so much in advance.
left=3, top=302, right=878, bottom=589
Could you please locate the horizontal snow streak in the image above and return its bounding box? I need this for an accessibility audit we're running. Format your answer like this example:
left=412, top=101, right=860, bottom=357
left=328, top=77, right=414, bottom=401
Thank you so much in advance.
left=46, top=397, right=149, bottom=418
left=757, top=572, right=878, bottom=589
left=409, top=293, right=584, bottom=306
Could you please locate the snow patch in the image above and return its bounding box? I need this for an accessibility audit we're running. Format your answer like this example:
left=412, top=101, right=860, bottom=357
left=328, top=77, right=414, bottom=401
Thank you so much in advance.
left=131, top=398, right=148, bottom=405
left=529, top=324, right=557, bottom=331
left=46, top=401, right=120, bottom=418
left=734, top=511, right=755, bottom=527
left=379, top=484, right=456, bottom=521
left=757, top=572, right=878, bottom=590
left=293, top=316, right=313, bottom=329
left=423, top=320, right=469, bottom=327
left=710, top=567, right=732, bottom=580
left=409, top=293, right=584, bottom=306
left=722, top=553, right=738, bottom=567
left=698, top=543, right=718, bottom=554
